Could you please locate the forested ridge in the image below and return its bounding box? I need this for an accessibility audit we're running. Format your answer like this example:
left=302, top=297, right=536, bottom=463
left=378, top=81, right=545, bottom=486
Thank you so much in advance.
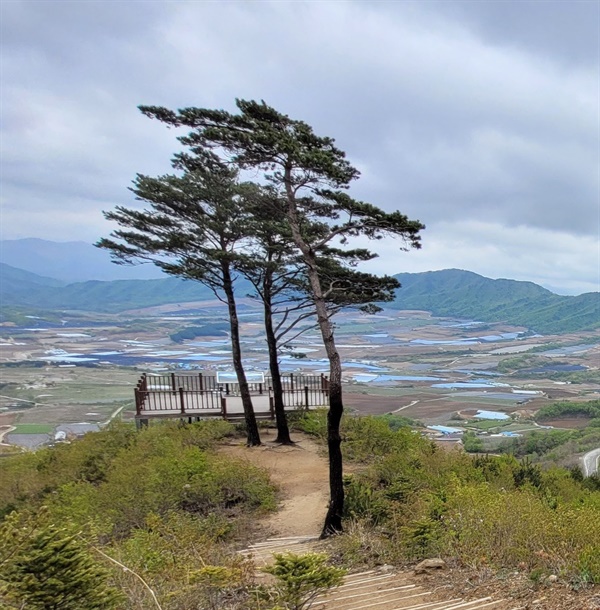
left=2, top=263, right=598, bottom=333
left=391, top=269, right=600, bottom=333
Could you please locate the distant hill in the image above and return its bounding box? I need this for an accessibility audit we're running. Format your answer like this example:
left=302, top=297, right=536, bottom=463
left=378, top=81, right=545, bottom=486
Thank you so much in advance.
left=0, top=263, right=67, bottom=293
left=0, top=238, right=166, bottom=282
left=391, top=269, right=600, bottom=334
left=1, top=263, right=598, bottom=333
left=0, top=273, right=218, bottom=313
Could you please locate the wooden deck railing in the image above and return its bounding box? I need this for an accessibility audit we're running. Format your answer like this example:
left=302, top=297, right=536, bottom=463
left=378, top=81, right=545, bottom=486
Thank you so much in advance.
left=134, top=372, right=329, bottom=420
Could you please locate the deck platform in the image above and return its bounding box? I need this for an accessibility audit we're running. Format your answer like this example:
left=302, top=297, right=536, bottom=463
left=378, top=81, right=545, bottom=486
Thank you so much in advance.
left=134, top=372, right=329, bottom=425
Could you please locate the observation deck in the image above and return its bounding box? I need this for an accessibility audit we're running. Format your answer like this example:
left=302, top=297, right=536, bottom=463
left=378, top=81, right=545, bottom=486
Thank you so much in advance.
left=134, top=372, right=329, bottom=426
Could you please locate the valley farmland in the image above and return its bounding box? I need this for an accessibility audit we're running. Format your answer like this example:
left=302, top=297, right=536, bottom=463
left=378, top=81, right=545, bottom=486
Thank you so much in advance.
left=1, top=299, right=598, bottom=468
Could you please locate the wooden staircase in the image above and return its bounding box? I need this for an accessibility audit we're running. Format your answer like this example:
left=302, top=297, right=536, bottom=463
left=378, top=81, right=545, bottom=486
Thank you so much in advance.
left=239, top=536, right=524, bottom=610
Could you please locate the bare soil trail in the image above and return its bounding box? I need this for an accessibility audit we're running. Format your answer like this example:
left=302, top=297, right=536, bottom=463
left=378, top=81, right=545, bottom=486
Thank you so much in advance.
left=221, top=430, right=329, bottom=538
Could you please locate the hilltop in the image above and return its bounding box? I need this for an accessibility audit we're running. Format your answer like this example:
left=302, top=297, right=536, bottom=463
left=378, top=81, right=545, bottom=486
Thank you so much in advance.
left=391, top=269, right=600, bottom=334
left=1, top=417, right=598, bottom=609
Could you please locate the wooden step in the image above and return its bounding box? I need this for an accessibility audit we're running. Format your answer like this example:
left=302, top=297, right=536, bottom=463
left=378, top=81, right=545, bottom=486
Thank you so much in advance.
left=238, top=538, right=510, bottom=610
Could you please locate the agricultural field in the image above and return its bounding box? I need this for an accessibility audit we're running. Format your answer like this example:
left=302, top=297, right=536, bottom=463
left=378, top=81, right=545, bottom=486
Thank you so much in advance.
left=1, top=300, right=598, bottom=458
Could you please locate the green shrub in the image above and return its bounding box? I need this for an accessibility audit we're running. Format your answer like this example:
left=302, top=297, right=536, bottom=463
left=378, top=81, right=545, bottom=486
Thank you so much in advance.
left=48, top=432, right=275, bottom=538
left=0, top=509, right=122, bottom=610
left=401, top=516, right=444, bottom=560
left=462, top=431, right=484, bottom=453
left=317, top=415, right=600, bottom=582
left=263, top=552, right=346, bottom=610
left=577, top=546, right=600, bottom=584
left=375, top=413, right=419, bottom=431
left=291, top=409, right=328, bottom=439
left=343, top=475, right=390, bottom=525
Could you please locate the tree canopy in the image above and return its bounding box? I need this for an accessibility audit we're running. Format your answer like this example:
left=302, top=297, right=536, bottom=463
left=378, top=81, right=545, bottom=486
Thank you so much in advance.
left=137, top=99, right=425, bottom=535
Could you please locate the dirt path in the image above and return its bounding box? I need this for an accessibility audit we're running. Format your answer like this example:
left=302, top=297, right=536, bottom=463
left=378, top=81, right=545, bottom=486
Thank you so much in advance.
left=221, top=431, right=329, bottom=538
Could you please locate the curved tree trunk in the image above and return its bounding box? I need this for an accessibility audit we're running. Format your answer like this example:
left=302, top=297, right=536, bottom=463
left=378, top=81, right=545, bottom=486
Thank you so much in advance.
left=264, top=299, right=293, bottom=444
left=284, top=168, right=344, bottom=536
left=313, top=296, right=344, bottom=537
left=222, top=264, right=261, bottom=446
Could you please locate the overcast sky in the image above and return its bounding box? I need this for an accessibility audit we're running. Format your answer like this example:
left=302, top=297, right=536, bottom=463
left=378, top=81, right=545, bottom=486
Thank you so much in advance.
left=2, top=0, right=599, bottom=295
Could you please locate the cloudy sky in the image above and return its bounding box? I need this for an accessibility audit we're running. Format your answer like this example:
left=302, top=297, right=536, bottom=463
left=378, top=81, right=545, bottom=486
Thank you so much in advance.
left=2, top=1, right=599, bottom=295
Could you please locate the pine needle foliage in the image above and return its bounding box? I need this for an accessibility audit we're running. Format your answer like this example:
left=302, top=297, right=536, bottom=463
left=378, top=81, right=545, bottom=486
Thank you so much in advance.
left=263, top=552, right=346, bottom=610
left=0, top=509, right=122, bottom=609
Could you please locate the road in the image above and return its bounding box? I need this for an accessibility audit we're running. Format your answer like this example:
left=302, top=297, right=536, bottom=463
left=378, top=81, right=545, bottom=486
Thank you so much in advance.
left=582, top=447, right=600, bottom=477
left=0, top=425, right=16, bottom=446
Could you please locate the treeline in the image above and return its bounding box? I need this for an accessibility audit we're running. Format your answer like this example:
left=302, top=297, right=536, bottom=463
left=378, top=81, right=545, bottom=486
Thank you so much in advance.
left=535, top=400, right=600, bottom=422
left=169, top=322, right=229, bottom=343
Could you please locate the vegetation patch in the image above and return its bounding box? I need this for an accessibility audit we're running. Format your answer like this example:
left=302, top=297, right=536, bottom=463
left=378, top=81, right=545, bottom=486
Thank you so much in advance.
left=11, top=423, right=54, bottom=434
left=169, top=322, right=230, bottom=343
left=535, top=400, right=600, bottom=422
left=295, top=411, right=600, bottom=585
left=0, top=420, right=280, bottom=609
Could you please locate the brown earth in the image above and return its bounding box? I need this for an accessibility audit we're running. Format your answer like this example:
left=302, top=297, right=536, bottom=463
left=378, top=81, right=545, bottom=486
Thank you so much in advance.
left=0, top=413, right=16, bottom=426
left=542, top=417, right=593, bottom=429
left=345, top=392, right=456, bottom=418
left=220, top=429, right=329, bottom=538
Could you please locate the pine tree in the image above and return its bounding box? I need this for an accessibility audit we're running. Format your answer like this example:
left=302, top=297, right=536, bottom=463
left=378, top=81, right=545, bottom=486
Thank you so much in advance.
left=138, top=99, right=425, bottom=535
left=0, top=510, right=122, bottom=609
left=98, top=165, right=263, bottom=446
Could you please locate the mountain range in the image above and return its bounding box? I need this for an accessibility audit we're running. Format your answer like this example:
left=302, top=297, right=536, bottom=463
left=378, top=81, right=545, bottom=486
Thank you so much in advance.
left=1, top=259, right=598, bottom=334
left=390, top=269, right=599, bottom=334
left=0, top=238, right=166, bottom=282
left=0, top=262, right=214, bottom=313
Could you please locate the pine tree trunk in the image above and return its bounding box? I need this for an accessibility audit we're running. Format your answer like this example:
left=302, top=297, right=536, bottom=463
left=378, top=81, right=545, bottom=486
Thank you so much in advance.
left=315, top=298, right=344, bottom=537
left=264, top=300, right=293, bottom=444
left=284, top=168, right=344, bottom=536
left=322, top=378, right=344, bottom=537
left=222, top=264, right=261, bottom=446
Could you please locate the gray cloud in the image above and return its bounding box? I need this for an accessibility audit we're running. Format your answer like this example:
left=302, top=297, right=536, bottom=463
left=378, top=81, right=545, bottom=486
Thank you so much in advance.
left=1, top=0, right=598, bottom=293
left=416, top=1, right=599, bottom=67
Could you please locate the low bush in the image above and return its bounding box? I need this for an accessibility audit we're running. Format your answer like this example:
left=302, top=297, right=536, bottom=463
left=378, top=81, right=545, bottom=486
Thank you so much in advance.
left=0, top=508, right=123, bottom=609
left=305, top=414, right=600, bottom=585
left=263, top=552, right=346, bottom=610
left=0, top=420, right=277, bottom=609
